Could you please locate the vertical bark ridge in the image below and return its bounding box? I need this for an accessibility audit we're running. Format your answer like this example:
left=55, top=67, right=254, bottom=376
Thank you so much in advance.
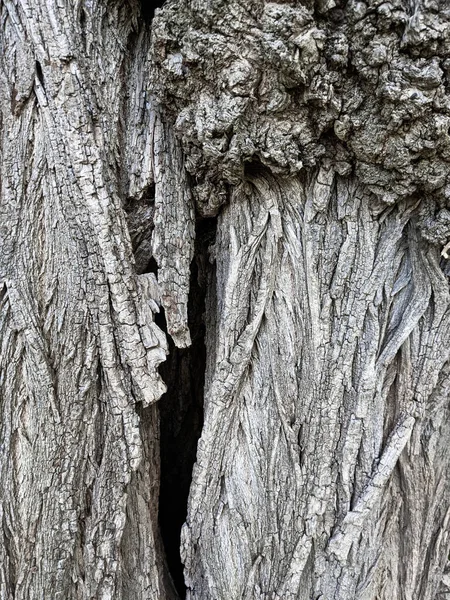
left=182, top=170, right=450, bottom=600
left=153, top=116, right=195, bottom=349
left=0, top=1, right=176, bottom=598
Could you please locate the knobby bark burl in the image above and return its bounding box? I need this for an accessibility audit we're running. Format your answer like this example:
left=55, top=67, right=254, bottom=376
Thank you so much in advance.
left=1, top=0, right=450, bottom=599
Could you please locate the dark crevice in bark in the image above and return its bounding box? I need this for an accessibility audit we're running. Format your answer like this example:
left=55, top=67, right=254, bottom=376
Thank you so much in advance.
left=79, top=7, right=86, bottom=28
left=138, top=0, right=165, bottom=23
left=157, top=217, right=216, bottom=598
left=79, top=7, right=87, bottom=51
left=78, top=481, right=93, bottom=560
left=244, top=155, right=266, bottom=178
left=94, top=362, right=105, bottom=467
left=124, top=185, right=156, bottom=274
left=35, top=61, right=44, bottom=87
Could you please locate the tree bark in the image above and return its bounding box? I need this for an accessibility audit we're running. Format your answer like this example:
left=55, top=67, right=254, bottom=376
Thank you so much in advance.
left=1, top=0, right=450, bottom=599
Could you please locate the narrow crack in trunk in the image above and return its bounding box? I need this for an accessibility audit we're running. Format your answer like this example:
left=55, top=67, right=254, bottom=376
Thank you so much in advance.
left=157, top=217, right=216, bottom=597
left=139, top=0, right=166, bottom=24
left=127, top=200, right=217, bottom=597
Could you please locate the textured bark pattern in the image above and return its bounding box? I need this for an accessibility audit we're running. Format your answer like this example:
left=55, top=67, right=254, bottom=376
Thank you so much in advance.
left=182, top=172, right=450, bottom=599
left=152, top=0, right=450, bottom=209
left=1, top=0, right=450, bottom=599
left=150, top=0, right=450, bottom=598
left=0, top=2, right=176, bottom=598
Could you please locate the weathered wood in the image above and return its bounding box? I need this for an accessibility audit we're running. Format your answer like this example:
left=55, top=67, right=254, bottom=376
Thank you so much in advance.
left=0, top=2, right=174, bottom=598
left=1, top=0, right=450, bottom=598
left=151, top=0, right=450, bottom=598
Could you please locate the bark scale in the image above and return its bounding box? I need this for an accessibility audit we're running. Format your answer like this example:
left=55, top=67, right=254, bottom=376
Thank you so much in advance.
left=1, top=0, right=450, bottom=599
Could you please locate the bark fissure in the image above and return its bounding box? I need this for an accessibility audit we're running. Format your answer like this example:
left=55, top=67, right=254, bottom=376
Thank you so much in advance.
left=158, top=217, right=216, bottom=598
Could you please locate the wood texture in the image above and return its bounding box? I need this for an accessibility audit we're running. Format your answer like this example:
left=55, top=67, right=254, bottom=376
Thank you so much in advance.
left=1, top=0, right=450, bottom=598
left=0, top=2, right=173, bottom=598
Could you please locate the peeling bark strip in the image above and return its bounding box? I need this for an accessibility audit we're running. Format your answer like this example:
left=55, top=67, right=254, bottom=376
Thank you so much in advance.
left=153, top=116, right=195, bottom=348
left=1, top=0, right=450, bottom=600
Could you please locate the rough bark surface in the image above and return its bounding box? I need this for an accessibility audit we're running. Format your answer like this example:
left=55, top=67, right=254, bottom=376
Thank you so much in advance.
left=0, top=2, right=175, bottom=598
left=1, top=0, right=450, bottom=599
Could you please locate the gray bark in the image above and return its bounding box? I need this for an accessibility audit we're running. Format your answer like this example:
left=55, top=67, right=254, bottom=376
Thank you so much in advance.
left=1, top=0, right=450, bottom=599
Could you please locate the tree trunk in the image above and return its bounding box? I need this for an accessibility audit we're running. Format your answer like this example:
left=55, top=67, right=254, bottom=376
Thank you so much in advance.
left=1, top=0, right=450, bottom=599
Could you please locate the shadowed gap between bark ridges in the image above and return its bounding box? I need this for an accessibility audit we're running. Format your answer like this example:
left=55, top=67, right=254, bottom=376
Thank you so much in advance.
left=138, top=0, right=166, bottom=23
left=154, top=217, right=216, bottom=597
